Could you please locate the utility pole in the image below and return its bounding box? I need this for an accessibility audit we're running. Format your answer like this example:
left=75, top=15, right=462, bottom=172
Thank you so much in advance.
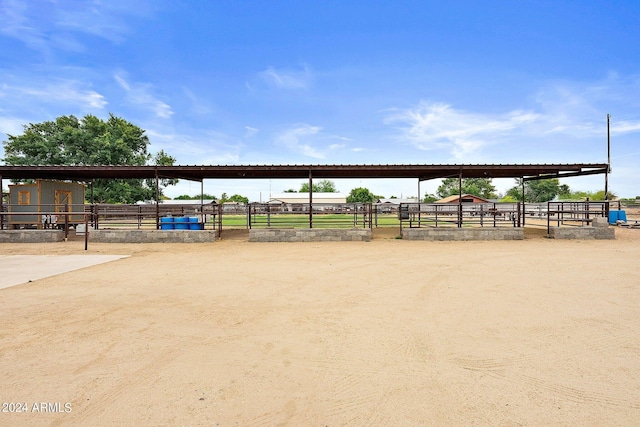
left=605, top=114, right=611, bottom=200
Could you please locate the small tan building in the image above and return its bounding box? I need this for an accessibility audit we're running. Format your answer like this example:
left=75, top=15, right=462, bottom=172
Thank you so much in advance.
left=9, top=180, right=85, bottom=229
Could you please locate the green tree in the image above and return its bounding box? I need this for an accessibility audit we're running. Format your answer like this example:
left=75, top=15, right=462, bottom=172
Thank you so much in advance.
left=437, top=178, right=497, bottom=199
left=499, top=195, right=518, bottom=202
left=217, top=193, right=248, bottom=204
left=299, top=179, right=337, bottom=192
left=558, top=184, right=571, bottom=199
left=422, top=193, right=437, bottom=203
left=227, top=194, right=249, bottom=204
left=346, top=187, right=379, bottom=203
left=174, top=193, right=218, bottom=200
left=506, top=178, right=561, bottom=202
left=2, top=114, right=177, bottom=203
left=561, top=189, right=616, bottom=201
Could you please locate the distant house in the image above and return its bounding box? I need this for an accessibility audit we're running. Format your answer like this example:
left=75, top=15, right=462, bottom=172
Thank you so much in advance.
left=375, top=198, right=419, bottom=213
left=266, top=192, right=348, bottom=213
left=436, top=194, right=493, bottom=204
left=221, top=201, right=245, bottom=214
left=159, top=199, right=218, bottom=205
left=376, top=198, right=418, bottom=205
left=269, top=192, right=347, bottom=204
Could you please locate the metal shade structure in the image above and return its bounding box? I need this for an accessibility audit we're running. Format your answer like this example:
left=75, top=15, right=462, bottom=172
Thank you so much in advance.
left=0, top=163, right=610, bottom=230
left=0, top=163, right=610, bottom=182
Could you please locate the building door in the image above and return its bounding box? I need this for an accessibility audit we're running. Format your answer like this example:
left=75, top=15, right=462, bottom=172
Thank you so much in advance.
left=55, top=190, right=72, bottom=212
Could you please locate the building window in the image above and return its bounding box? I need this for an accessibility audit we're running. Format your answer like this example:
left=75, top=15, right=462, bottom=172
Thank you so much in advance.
left=18, top=191, right=30, bottom=205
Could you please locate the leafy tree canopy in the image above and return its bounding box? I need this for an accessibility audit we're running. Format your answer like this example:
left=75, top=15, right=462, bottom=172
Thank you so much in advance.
left=2, top=114, right=177, bottom=203
left=422, top=193, right=437, bottom=203
left=506, top=178, right=556, bottom=203
left=506, top=179, right=616, bottom=202
left=346, top=187, right=380, bottom=203
left=505, top=178, right=561, bottom=203
left=174, top=194, right=218, bottom=200
left=299, top=179, right=337, bottom=193
left=228, top=194, right=249, bottom=203
left=437, top=178, right=498, bottom=199
left=218, top=193, right=249, bottom=204
left=559, top=189, right=616, bottom=201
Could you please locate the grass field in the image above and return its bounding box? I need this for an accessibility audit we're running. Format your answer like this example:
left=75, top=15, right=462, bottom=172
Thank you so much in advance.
left=222, top=213, right=402, bottom=228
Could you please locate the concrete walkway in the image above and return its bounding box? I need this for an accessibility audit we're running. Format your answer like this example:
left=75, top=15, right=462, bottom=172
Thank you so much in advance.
left=0, top=255, right=129, bottom=290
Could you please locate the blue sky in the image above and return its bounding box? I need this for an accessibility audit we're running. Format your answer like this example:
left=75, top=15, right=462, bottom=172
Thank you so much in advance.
left=1, top=0, right=639, bottom=201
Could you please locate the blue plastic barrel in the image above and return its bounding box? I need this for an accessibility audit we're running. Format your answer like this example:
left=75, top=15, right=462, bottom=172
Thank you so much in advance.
left=189, top=217, right=201, bottom=230
left=174, top=216, right=190, bottom=230
left=608, top=210, right=619, bottom=224
left=160, top=216, right=174, bottom=230
left=618, top=210, right=627, bottom=223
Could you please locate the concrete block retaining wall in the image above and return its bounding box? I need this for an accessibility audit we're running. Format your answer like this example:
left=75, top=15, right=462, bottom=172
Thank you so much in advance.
left=0, top=230, right=65, bottom=243
left=249, top=228, right=371, bottom=242
left=548, top=217, right=615, bottom=240
left=89, top=229, right=217, bottom=243
left=402, top=227, right=524, bottom=241
left=548, top=227, right=615, bottom=239
left=0, top=229, right=217, bottom=243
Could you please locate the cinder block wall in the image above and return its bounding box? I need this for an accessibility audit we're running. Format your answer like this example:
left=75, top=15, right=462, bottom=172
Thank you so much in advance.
left=402, top=227, right=524, bottom=241
left=0, top=230, right=65, bottom=243
left=548, top=217, right=615, bottom=240
left=548, top=228, right=615, bottom=239
left=89, top=229, right=217, bottom=243
left=249, top=228, right=371, bottom=242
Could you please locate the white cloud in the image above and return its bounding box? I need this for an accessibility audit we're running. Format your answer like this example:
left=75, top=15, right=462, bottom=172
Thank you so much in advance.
left=55, top=4, right=130, bottom=44
left=385, top=102, right=540, bottom=159
left=115, top=73, right=173, bottom=119
left=0, top=0, right=158, bottom=54
left=0, top=79, right=107, bottom=110
left=144, top=128, right=241, bottom=165
left=275, top=124, right=325, bottom=159
left=272, top=124, right=361, bottom=160
left=532, top=75, right=640, bottom=138
left=182, top=87, right=214, bottom=116
left=0, top=0, right=48, bottom=52
left=0, top=116, right=26, bottom=136
left=258, top=64, right=312, bottom=90
left=612, top=120, right=640, bottom=134
left=244, top=126, right=259, bottom=138
left=386, top=76, right=640, bottom=162
left=114, top=74, right=130, bottom=91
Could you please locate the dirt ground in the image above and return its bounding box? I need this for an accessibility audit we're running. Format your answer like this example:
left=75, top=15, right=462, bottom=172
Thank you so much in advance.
left=1, top=227, right=639, bottom=426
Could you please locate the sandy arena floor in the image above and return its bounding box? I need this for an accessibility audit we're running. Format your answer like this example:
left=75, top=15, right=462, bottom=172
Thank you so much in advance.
left=1, top=227, right=639, bottom=426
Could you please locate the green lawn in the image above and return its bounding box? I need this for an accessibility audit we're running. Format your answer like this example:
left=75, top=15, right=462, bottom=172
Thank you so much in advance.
left=219, top=213, right=401, bottom=228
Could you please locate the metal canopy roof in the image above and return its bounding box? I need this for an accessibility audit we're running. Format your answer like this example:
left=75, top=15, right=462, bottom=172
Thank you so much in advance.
left=0, top=163, right=609, bottom=182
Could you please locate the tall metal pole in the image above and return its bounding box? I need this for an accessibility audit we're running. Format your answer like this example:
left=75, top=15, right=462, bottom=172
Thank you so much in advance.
left=155, top=170, right=160, bottom=229
left=200, top=180, right=204, bottom=229
left=605, top=113, right=611, bottom=200
left=458, top=170, right=463, bottom=228
left=0, top=174, right=3, bottom=230
left=521, top=178, right=526, bottom=226
left=308, top=170, right=313, bottom=229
